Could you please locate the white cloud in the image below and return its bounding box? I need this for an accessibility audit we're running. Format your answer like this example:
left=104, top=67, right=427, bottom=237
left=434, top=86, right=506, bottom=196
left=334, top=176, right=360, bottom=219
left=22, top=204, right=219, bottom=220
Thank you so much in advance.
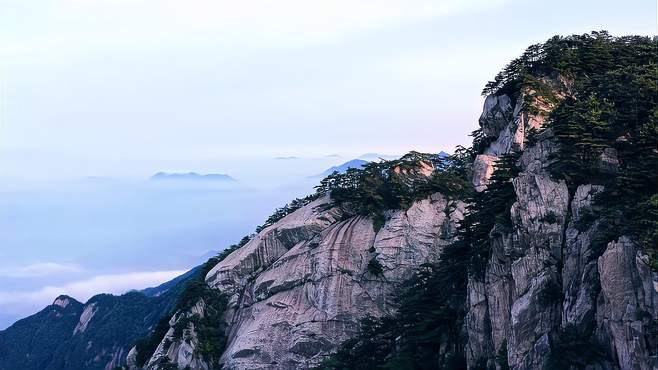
left=0, top=270, right=187, bottom=309
left=0, top=262, right=85, bottom=278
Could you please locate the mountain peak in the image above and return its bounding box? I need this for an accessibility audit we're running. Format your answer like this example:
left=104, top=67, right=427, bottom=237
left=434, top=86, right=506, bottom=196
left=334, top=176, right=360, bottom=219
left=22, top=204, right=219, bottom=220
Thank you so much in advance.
left=313, top=159, right=369, bottom=177
left=52, top=295, right=79, bottom=308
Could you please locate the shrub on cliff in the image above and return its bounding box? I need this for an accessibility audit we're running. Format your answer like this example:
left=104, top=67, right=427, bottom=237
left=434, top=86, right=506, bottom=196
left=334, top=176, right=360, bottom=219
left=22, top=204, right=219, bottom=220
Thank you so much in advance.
left=315, top=151, right=472, bottom=231
left=132, top=235, right=252, bottom=368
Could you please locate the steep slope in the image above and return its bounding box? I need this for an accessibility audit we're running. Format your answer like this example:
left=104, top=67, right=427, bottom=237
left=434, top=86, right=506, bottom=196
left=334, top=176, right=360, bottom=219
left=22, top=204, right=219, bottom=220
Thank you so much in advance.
left=0, top=269, right=199, bottom=370
left=212, top=194, right=463, bottom=369
left=465, top=71, right=573, bottom=369
left=464, top=33, right=657, bottom=370
left=0, top=296, right=83, bottom=370
left=141, top=266, right=204, bottom=298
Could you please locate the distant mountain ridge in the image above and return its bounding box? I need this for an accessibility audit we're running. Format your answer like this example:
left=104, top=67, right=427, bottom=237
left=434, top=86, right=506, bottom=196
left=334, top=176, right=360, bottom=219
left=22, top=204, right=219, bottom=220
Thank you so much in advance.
left=150, top=172, right=236, bottom=182
left=314, top=153, right=449, bottom=178
left=312, top=159, right=369, bottom=178
left=358, top=153, right=399, bottom=160
left=140, top=266, right=203, bottom=297
left=0, top=267, right=200, bottom=370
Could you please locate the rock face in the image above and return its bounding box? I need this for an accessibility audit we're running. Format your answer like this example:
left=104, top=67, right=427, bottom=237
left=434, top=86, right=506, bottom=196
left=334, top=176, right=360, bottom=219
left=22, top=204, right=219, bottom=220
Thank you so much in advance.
left=465, top=81, right=657, bottom=370
left=472, top=154, right=498, bottom=192
left=597, top=237, right=657, bottom=370
left=147, top=194, right=465, bottom=369
left=146, top=301, right=210, bottom=370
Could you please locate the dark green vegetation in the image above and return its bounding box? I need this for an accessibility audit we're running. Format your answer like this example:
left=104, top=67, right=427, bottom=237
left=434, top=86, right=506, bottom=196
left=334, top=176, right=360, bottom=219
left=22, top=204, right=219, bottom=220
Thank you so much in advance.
left=483, top=31, right=657, bottom=266
left=544, top=325, right=607, bottom=370
left=133, top=236, right=252, bottom=369
left=315, top=151, right=472, bottom=231
left=315, top=151, right=516, bottom=370
left=317, top=31, right=657, bottom=369
left=367, top=258, right=384, bottom=276
left=0, top=287, right=186, bottom=370
left=133, top=316, right=172, bottom=368
left=0, top=243, right=234, bottom=370
left=539, top=33, right=656, bottom=267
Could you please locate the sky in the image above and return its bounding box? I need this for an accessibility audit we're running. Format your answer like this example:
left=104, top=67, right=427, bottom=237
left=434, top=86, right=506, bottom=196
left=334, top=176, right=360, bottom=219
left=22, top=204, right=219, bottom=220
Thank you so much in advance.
left=0, top=0, right=655, bottom=328
left=1, top=0, right=655, bottom=180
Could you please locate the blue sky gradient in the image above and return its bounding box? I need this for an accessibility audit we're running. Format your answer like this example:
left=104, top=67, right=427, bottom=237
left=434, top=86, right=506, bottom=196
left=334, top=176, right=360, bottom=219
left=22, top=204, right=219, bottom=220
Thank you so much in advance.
left=1, top=0, right=655, bottom=179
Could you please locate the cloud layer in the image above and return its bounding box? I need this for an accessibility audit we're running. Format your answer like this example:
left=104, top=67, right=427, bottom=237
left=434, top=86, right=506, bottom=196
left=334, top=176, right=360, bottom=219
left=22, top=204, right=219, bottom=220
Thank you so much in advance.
left=0, top=262, right=85, bottom=278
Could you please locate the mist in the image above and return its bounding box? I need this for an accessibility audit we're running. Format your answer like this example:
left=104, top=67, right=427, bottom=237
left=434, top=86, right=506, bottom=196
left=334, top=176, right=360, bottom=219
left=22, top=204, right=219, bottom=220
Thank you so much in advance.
left=0, top=155, right=367, bottom=329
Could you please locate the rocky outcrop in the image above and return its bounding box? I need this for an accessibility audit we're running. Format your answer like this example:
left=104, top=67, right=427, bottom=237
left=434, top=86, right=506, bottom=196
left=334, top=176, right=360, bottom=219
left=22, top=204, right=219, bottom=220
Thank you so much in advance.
left=466, top=152, right=570, bottom=368
left=467, top=83, right=565, bottom=368
left=206, top=197, right=344, bottom=296
left=147, top=300, right=210, bottom=370
left=218, top=194, right=462, bottom=370
left=480, top=94, right=514, bottom=139
left=147, top=194, right=465, bottom=369
left=597, top=237, right=657, bottom=370
left=472, top=76, right=567, bottom=192
left=465, top=81, right=657, bottom=370
left=472, top=154, right=498, bottom=192
left=73, top=302, right=97, bottom=334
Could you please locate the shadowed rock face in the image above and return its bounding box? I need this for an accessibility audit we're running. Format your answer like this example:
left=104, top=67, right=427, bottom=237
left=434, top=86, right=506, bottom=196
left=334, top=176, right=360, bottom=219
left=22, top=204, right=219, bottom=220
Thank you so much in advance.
left=465, top=77, right=657, bottom=370
left=146, top=194, right=464, bottom=370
